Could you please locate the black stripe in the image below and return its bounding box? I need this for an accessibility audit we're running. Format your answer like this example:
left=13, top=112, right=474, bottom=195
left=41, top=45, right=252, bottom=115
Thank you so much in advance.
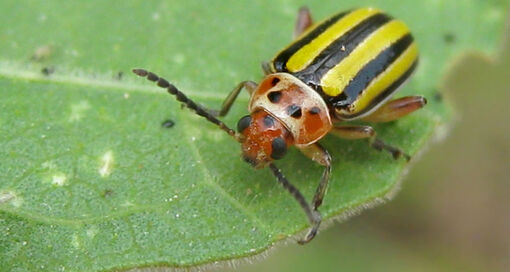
left=332, top=33, right=414, bottom=107
left=338, top=59, right=419, bottom=119
left=295, top=13, right=392, bottom=87
left=273, top=10, right=350, bottom=72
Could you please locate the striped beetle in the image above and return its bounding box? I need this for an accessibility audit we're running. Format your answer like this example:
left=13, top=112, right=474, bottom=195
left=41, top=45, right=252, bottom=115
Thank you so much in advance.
left=133, top=7, right=426, bottom=244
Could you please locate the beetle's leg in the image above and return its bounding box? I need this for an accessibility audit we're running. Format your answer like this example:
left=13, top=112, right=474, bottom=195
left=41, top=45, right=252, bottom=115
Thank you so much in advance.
left=258, top=7, right=313, bottom=75
left=269, top=163, right=321, bottom=245
left=261, top=61, right=273, bottom=75
left=215, top=81, right=258, bottom=117
left=361, top=96, right=427, bottom=123
left=294, top=6, right=314, bottom=38
left=298, top=143, right=332, bottom=211
left=133, top=69, right=237, bottom=138
left=330, top=125, right=410, bottom=161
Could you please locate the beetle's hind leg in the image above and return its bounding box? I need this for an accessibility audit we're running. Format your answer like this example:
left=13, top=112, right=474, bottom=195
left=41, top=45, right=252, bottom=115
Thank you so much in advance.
left=330, top=125, right=410, bottom=161
left=294, top=6, right=314, bottom=38
left=259, top=7, right=314, bottom=75
left=361, top=96, right=427, bottom=123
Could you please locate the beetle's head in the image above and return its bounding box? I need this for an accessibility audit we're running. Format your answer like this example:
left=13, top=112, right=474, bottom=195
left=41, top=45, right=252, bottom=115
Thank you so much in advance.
left=237, top=109, right=294, bottom=169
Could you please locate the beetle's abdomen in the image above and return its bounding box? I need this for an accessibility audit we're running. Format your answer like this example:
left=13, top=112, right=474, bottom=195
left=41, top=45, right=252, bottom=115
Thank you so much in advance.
left=271, top=7, right=418, bottom=119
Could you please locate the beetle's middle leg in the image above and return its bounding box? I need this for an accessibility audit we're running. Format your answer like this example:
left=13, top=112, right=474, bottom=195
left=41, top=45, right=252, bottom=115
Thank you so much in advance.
left=330, top=125, right=410, bottom=161
left=298, top=143, right=332, bottom=211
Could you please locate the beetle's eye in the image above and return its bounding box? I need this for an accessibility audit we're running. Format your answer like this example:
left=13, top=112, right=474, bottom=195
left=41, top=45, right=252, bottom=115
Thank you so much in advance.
left=271, top=137, right=287, bottom=160
left=237, top=115, right=252, bottom=133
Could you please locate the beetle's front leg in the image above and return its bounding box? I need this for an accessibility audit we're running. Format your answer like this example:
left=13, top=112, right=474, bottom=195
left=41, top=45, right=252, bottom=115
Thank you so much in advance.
left=330, top=125, right=410, bottom=161
left=298, top=143, right=332, bottom=211
left=211, top=81, right=258, bottom=117
left=269, top=163, right=321, bottom=245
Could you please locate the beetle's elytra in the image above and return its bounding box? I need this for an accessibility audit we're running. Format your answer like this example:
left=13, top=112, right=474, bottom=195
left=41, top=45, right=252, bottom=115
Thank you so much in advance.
left=133, top=7, right=426, bottom=244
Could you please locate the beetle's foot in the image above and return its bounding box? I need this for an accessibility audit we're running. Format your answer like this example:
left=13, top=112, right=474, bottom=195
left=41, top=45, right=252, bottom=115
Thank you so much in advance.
left=371, top=139, right=411, bottom=162
left=298, top=211, right=321, bottom=245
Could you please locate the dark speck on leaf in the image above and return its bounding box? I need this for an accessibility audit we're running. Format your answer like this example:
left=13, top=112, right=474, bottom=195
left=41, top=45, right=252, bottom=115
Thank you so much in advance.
left=102, top=189, right=114, bottom=198
left=434, top=92, right=443, bottom=102
left=443, top=32, right=456, bottom=44
left=162, top=119, right=175, bottom=128
left=41, top=66, right=55, bottom=76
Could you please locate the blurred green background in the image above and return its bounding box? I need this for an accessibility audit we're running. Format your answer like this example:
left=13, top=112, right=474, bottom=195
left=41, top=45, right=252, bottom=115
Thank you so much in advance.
left=234, top=15, right=510, bottom=272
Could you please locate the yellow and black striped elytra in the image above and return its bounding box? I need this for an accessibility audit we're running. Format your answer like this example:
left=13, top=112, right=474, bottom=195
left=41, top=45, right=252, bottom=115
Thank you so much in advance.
left=133, top=6, right=426, bottom=245
left=271, top=7, right=418, bottom=119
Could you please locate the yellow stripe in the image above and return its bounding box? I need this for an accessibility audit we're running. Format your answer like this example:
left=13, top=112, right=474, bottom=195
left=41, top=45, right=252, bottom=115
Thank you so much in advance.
left=349, top=43, right=418, bottom=115
left=286, top=8, right=381, bottom=72
left=320, top=20, right=411, bottom=97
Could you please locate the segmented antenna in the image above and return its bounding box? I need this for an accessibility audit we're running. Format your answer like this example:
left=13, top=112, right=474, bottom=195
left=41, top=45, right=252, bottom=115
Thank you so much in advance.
left=132, top=68, right=237, bottom=137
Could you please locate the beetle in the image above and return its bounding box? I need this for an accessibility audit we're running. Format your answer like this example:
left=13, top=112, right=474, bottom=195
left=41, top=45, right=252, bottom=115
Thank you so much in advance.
left=133, top=7, right=426, bottom=244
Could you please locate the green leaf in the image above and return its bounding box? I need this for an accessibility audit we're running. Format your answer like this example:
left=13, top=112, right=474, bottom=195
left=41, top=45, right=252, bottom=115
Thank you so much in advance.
left=0, top=0, right=507, bottom=270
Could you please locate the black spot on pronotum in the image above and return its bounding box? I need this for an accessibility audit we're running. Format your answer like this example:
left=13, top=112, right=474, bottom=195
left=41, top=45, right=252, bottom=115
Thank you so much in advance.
left=287, top=104, right=302, bottom=118
left=268, top=91, right=282, bottom=103
left=309, top=107, right=321, bottom=114
left=237, top=115, right=252, bottom=133
left=271, top=137, right=287, bottom=160
left=271, top=77, right=280, bottom=86
left=263, top=115, right=275, bottom=127
left=161, top=119, right=175, bottom=128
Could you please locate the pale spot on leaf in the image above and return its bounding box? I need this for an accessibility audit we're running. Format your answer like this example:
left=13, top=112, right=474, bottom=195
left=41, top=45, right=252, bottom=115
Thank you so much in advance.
left=86, top=227, right=98, bottom=238
left=38, top=14, right=47, bottom=22
left=99, top=150, right=114, bottom=177
left=0, top=191, right=23, bottom=207
left=51, top=173, right=67, bottom=186
left=485, top=7, right=503, bottom=22
left=121, top=201, right=134, bottom=207
left=0, top=191, right=15, bottom=204
left=31, top=45, right=53, bottom=61
left=71, top=234, right=80, bottom=249
left=207, top=129, right=225, bottom=142
left=173, top=54, right=185, bottom=64
left=69, top=100, right=91, bottom=122
left=42, top=161, right=57, bottom=169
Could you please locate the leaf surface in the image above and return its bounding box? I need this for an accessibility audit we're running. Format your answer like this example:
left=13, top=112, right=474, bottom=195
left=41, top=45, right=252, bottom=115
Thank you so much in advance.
left=0, top=0, right=507, bottom=270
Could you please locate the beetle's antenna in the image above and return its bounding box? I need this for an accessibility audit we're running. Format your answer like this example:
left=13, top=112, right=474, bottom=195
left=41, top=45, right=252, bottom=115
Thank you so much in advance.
left=133, top=69, right=237, bottom=138
left=268, top=163, right=321, bottom=244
